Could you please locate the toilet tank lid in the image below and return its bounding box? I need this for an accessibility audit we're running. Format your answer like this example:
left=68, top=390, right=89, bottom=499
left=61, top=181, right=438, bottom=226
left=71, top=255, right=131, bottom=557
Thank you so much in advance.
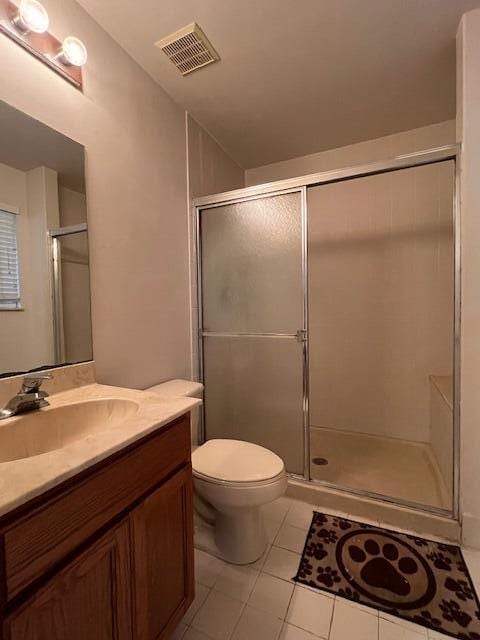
left=192, top=439, right=285, bottom=483
left=146, top=379, right=204, bottom=398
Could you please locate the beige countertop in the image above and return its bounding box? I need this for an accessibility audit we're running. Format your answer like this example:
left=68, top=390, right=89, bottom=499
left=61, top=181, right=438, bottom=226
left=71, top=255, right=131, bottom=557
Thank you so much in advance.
left=0, top=382, right=200, bottom=519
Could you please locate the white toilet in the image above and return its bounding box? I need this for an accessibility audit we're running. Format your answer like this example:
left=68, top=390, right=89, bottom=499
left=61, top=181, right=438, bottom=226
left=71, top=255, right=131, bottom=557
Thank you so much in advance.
left=193, top=439, right=287, bottom=564
left=146, top=379, right=287, bottom=565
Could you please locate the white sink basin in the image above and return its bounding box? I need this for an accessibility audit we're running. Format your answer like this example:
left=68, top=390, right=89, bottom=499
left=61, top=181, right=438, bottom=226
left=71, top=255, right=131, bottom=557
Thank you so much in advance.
left=0, top=398, right=140, bottom=463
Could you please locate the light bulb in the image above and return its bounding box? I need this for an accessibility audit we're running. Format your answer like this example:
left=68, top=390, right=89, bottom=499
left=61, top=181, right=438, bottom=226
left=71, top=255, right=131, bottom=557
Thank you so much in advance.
left=13, top=0, right=50, bottom=34
left=59, top=36, right=87, bottom=67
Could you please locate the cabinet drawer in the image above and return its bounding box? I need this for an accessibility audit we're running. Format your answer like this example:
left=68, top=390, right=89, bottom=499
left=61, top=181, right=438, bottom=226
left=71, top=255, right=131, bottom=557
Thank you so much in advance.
left=1, top=414, right=190, bottom=602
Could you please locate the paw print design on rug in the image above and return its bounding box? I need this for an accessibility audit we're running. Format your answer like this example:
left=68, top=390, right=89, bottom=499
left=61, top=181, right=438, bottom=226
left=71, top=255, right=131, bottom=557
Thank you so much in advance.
left=336, top=531, right=436, bottom=609
left=316, top=528, right=338, bottom=544
left=332, top=516, right=352, bottom=531
left=439, top=599, right=473, bottom=628
left=406, top=534, right=429, bottom=548
left=317, top=566, right=341, bottom=588
left=294, top=511, right=480, bottom=640
left=347, top=538, right=419, bottom=597
left=297, top=557, right=314, bottom=582
left=337, top=585, right=361, bottom=602
left=305, top=541, right=328, bottom=561
left=445, top=578, right=475, bottom=602
left=411, top=610, right=442, bottom=629
left=428, top=551, right=453, bottom=571
left=312, top=513, right=328, bottom=527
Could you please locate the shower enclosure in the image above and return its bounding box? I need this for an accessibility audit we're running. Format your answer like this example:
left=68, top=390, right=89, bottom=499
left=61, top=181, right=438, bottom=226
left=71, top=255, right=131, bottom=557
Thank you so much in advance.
left=50, top=223, right=93, bottom=365
left=194, top=145, right=459, bottom=518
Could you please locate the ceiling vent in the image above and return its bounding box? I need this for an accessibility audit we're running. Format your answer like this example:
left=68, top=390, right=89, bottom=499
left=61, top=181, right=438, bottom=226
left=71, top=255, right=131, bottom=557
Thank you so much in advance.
left=155, top=23, right=220, bottom=76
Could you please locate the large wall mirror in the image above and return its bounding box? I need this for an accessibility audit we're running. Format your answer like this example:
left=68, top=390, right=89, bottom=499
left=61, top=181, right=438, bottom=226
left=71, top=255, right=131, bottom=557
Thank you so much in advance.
left=0, top=100, right=92, bottom=377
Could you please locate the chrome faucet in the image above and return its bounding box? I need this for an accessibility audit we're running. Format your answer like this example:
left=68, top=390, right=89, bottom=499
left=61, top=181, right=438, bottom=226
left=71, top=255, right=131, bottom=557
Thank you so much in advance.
left=0, top=373, right=52, bottom=420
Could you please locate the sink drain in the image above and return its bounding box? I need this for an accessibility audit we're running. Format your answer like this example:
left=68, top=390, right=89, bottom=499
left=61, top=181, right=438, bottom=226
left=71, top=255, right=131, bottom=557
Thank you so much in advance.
left=312, top=457, right=329, bottom=466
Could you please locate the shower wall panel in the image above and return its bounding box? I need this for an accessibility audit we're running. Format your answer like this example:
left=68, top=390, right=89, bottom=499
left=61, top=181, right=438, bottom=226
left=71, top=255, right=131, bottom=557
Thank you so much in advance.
left=308, top=161, right=454, bottom=443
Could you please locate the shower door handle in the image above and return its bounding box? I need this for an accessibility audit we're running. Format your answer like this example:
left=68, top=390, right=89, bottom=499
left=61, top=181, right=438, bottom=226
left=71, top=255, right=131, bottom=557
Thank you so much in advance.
left=295, top=329, right=307, bottom=343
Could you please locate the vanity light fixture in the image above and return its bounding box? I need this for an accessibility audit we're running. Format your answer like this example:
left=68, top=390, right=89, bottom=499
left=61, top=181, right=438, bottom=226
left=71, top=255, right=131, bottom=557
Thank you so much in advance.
left=57, top=36, right=87, bottom=67
left=0, top=0, right=85, bottom=89
left=12, top=0, right=49, bottom=34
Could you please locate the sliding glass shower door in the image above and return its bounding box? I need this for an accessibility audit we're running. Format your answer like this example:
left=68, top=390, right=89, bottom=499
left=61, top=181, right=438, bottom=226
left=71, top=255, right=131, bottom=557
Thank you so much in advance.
left=307, top=160, right=456, bottom=513
left=198, top=191, right=306, bottom=475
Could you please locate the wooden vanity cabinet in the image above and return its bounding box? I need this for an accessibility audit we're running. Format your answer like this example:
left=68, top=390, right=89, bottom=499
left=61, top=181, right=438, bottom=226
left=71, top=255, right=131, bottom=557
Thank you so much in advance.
left=0, top=414, right=194, bottom=640
left=132, top=465, right=193, bottom=640
left=4, top=519, right=133, bottom=640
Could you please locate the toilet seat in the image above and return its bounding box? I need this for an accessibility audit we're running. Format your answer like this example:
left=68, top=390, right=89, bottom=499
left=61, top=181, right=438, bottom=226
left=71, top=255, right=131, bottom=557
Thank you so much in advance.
left=192, top=439, right=285, bottom=485
left=192, top=439, right=287, bottom=564
left=193, top=468, right=286, bottom=489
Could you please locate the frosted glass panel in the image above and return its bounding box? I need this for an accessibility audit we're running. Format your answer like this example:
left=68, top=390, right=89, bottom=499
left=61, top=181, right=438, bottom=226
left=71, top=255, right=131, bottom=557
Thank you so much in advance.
left=57, top=232, right=92, bottom=364
left=308, top=160, right=455, bottom=511
left=203, top=336, right=304, bottom=475
left=201, top=193, right=302, bottom=333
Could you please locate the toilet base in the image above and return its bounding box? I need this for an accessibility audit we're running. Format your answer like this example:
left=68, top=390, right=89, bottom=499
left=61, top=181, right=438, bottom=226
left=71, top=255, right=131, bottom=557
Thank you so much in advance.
left=215, top=507, right=268, bottom=564
left=194, top=515, right=221, bottom=558
left=194, top=501, right=268, bottom=565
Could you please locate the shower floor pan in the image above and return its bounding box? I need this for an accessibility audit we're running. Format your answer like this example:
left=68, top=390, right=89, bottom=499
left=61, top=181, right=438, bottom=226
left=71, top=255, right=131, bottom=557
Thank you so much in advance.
left=310, top=426, right=450, bottom=510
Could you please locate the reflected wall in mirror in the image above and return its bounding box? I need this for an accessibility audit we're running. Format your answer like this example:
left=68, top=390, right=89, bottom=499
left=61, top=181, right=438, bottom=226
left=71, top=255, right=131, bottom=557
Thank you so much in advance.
left=0, top=100, right=92, bottom=377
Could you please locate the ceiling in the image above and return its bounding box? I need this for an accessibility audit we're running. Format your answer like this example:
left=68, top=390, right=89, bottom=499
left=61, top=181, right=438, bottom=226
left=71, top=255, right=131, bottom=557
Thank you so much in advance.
left=77, top=0, right=480, bottom=169
left=0, top=100, right=85, bottom=192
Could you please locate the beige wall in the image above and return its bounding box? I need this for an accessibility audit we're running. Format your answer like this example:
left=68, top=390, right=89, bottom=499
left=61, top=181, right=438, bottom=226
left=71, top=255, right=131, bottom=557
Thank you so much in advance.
left=457, top=9, right=480, bottom=547
left=187, top=114, right=244, bottom=199
left=246, top=121, right=456, bottom=186
left=0, top=163, right=58, bottom=373
left=0, top=0, right=190, bottom=389
left=308, top=162, right=454, bottom=444
left=59, top=187, right=87, bottom=226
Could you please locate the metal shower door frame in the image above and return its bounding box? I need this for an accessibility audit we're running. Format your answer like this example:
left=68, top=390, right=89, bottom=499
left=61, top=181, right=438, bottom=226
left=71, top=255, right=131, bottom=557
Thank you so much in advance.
left=195, top=186, right=311, bottom=481
left=49, top=223, right=88, bottom=364
left=194, top=143, right=460, bottom=519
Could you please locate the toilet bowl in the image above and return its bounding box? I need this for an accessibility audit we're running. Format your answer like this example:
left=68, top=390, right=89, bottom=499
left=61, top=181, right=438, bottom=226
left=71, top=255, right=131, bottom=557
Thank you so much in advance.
left=145, top=380, right=287, bottom=564
left=192, top=439, right=287, bottom=564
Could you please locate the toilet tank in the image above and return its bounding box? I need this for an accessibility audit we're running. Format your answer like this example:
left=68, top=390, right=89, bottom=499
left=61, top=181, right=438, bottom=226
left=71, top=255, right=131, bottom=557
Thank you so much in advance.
left=145, top=379, right=203, bottom=447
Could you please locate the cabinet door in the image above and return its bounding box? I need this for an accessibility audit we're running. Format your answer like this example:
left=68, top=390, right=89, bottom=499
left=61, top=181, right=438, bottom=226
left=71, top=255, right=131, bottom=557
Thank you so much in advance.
left=132, top=465, right=194, bottom=640
left=3, top=520, right=132, bottom=640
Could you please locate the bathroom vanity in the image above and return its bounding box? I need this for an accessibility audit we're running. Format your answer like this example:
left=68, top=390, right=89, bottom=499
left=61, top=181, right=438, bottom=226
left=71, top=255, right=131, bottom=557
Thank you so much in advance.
left=0, top=100, right=198, bottom=638
left=0, top=383, right=199, bottom=640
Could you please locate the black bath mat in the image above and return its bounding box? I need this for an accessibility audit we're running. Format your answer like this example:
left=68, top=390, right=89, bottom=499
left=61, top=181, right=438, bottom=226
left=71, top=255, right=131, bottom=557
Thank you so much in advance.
left=294, top=512, right=480, bottom=640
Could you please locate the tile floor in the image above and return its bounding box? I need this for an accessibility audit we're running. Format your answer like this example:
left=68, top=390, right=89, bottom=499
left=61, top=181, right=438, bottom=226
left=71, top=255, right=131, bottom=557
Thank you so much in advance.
left=173, top=497, right=480, bottom=640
